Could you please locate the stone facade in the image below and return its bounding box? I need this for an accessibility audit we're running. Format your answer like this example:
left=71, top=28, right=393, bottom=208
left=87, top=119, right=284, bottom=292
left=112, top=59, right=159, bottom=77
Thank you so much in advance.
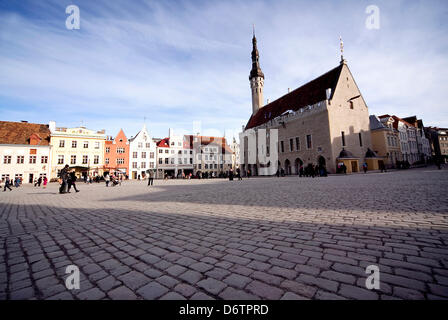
left=241, top=35, right=376, bottom=175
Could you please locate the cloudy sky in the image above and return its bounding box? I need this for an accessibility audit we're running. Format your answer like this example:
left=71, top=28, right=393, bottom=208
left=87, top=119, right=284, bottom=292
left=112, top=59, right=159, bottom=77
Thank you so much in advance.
left=0, top=0, right=447, bottom=141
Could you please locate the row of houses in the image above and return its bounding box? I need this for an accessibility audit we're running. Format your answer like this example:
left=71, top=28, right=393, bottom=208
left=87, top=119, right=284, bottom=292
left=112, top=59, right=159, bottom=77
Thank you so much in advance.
left=0, top=120, right=237, bottom=183
left=369, top=115, right=433, bottom=168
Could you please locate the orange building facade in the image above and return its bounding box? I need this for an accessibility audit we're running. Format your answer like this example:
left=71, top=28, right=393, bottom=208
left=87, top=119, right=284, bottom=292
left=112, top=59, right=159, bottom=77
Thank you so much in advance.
left=104, top=129, right=130, bottom=177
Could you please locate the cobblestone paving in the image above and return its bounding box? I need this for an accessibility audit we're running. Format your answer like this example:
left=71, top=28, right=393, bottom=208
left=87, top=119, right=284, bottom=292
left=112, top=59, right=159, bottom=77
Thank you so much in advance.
left=1, top=168, right=447, bottom=300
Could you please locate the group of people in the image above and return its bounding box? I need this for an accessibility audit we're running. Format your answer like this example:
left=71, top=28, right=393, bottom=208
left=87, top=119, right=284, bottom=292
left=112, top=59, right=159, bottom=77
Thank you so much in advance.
left=104, top=173, right=123, bottom=187
left=58, top=164, right=80, bottom=194
left=228, top=168, right=243, bottom=181
left=275, top=164, right=328, bottom=178
left=33, top=176, right=48, bottom=188
left=299, top=164, right=328, bottom=178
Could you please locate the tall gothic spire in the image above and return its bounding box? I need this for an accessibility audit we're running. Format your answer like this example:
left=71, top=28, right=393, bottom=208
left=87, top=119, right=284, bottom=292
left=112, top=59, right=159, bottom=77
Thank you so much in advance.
left=249, top=27, right=264, bottom=80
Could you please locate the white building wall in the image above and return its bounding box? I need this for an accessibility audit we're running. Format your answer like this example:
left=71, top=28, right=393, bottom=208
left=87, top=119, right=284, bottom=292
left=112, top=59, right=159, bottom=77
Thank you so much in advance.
left=0, top=145, right=51, bottom=183
left=156, top=130, right=193, bottom=178
left=128, top=125, right=157, bottom=179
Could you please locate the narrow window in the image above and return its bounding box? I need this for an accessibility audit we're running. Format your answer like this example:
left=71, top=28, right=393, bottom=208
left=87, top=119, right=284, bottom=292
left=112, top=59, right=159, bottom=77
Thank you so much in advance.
left=341, top=131, right=346, bottom=147
left=359, top=133, right=363, bottom=147
left=306, top=135, right=312, bottom=149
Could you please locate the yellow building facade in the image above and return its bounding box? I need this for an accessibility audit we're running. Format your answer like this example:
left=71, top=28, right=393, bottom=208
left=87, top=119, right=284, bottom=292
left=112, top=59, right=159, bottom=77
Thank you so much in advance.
left=49, top=121, right=106, bottom=179
left=370, top=115, right=401, bottom=168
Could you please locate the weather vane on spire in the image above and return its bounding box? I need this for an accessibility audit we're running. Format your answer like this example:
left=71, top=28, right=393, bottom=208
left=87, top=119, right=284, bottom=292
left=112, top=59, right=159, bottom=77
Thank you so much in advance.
left=253, top=23, right=255, bottom=37
left=339, top=35, right=346, bottom=64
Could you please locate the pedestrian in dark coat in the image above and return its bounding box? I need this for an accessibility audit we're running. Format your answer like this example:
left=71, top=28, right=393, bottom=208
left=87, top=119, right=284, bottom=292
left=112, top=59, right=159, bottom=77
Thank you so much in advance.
left=67, top=171, right=80, bottom=193
left=3, top=177, right=12, bottom=192
left=59, top=165, right=69, bottom=194
left=147, top=170, right=154, bottom=186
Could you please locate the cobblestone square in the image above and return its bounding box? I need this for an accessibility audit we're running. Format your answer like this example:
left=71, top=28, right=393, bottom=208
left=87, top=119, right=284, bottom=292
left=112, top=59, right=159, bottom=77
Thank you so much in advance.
left=1, top=168, right=447, bottom=300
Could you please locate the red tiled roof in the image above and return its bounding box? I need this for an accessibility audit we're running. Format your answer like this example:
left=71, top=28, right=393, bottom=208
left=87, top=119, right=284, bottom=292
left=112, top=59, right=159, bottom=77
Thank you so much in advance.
left=245, top=64, right=343, bottom=129
left=0, top=121, right=51, bottom=146
left=379, top=115, right=414, bottom=129
left=157, top=138, right=170, bottom=148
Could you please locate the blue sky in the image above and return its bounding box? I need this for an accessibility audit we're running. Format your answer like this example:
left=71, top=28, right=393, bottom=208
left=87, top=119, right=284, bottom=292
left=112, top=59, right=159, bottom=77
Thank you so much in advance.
left=0, top=0, right=447, bottom=141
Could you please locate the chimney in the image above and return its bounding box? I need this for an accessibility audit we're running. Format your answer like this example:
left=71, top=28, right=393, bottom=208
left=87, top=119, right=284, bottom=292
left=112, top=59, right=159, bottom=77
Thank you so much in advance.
left=288, top=88, right=291, bottom=93
left=267, top=98, right=270, bottom=104
left=49, top=120, right=56, bottom=133
left=326, top=88, right=332, bottom=100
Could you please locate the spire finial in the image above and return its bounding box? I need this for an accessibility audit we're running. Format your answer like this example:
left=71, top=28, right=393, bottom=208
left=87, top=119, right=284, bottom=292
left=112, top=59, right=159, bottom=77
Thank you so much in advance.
left=253, top=24, right=255, bottom=37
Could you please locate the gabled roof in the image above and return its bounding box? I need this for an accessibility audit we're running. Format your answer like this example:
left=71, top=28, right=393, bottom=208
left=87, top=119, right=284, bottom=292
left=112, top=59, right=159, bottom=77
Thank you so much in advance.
left=369, top=115, right=386, bottom=130
left=402, top=116, right=417, bottom=126
left=379, top=114, right=414, bottom=130
left=0, top=121, right=51, bottom=146
left=245, top=64, right=343, bottom=129
left=129, top=125, right=150, bottom=142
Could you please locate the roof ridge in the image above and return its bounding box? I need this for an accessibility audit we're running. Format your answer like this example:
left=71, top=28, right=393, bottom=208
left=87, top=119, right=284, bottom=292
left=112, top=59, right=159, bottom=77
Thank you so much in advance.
left=246, top=64, right=344, bottom=129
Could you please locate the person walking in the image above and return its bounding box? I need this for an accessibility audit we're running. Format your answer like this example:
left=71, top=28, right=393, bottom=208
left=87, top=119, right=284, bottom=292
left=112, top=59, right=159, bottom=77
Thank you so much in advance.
left=147, top=170, right=154, bottom=187
left=67, top=171, right=80, bottom=193
left=236, top=168, right=242, bottom=181
left=105, top=173, right=110, bottom=187
left=59, top=164, right=69, bottom=194
left=362, top=162, right=368, bottom=173
left=3, top=177, right=12, bottom=192
left=314, top=164, right=320, bottom=177
left=43, top=176, right=48, bottom=189
left=310, top=165, right=315, bottom=178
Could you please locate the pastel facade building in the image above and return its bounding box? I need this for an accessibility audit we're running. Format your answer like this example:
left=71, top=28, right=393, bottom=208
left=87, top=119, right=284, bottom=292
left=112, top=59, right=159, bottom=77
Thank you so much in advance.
left=104, top=129, right=130, bottom=176
left=48, top=121, right=106, bottom=179
left=402, top=116, right=432, bottom=163
left=380, top=115, right=430, bottom=165
left=370, top=115, right=401, bottom=168
left=0, top=121, right=52, bottom=183
left=128, top=125, right=157, bottom=179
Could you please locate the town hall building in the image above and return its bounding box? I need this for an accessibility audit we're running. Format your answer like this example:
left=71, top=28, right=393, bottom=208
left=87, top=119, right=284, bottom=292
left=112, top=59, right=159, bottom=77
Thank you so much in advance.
left=241, top=34, right=380, bottom=175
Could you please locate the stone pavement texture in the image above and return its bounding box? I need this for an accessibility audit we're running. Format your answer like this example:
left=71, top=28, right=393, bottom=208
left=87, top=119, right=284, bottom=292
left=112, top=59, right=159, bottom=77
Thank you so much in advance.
left=0, top=168, right=447, bottom=300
